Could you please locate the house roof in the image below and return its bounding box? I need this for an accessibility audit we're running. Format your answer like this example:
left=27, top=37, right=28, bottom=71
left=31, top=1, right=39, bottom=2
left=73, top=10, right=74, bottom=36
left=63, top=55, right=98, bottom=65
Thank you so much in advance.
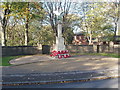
left=74, top=32, right=84, bottom=36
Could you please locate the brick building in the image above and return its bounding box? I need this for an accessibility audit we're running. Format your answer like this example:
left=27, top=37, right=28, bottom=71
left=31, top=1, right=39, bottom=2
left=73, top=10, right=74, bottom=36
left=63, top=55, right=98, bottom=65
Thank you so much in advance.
left=72, top=33, right=88, bottom=45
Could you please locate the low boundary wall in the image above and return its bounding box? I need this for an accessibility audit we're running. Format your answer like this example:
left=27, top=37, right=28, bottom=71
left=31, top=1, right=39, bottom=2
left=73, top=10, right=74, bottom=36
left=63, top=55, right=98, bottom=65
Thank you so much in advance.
left=2, top=46, right=42, bottom=56
left=66, top=45, right=119, bottom=54
left=2, top=45, right=119, bottom=56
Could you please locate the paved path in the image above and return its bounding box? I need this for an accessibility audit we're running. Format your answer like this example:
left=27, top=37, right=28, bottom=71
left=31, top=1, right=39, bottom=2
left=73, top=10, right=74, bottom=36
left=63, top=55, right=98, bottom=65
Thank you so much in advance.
left=1, top=55, right=119, bottom=85
left=9, top=55, right=51, bottom=65
left=3, top=55, right=118, bottom=74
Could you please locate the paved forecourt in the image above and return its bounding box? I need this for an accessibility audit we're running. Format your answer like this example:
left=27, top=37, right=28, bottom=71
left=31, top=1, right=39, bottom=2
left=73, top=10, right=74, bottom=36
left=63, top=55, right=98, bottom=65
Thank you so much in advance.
left=1, top=55, right=119, bottom=85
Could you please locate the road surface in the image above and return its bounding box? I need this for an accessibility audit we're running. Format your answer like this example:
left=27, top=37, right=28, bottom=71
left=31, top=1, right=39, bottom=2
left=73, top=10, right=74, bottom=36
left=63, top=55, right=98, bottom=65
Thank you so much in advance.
left=3, top=78, right=119, bottom=88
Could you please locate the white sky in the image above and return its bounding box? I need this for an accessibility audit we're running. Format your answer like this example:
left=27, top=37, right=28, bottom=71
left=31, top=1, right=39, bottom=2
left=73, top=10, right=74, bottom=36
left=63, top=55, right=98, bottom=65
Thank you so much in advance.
left=0, top=0, right=119, bottom=2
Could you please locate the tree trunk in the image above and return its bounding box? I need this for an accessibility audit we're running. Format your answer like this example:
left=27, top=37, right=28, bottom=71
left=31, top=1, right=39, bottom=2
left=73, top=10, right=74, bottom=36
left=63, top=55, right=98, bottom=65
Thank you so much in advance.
left=24, top=2, right=29, bottom=46
left=1, top=26, right=6, bottom=46
left=114, top=22, right=117, bottom=35
left=113, top=2, right=119, bottom=41
left=25, top=21, right=29, bottom=46
left=87, top=30, right=92, bottom=45
left=1, top=9, right=9, bottom=46
left=113, top=20, right=119, bottom=41
left=89, top=34, right=92, bottom=45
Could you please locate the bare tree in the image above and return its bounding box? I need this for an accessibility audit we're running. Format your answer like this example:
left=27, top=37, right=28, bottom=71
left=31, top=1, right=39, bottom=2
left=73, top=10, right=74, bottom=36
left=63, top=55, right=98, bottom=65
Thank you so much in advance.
left=43, top=0, right=78, bottom=37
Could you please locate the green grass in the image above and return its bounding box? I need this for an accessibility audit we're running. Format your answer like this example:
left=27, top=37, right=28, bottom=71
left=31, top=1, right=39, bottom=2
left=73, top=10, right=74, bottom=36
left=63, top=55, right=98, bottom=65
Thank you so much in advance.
left=71, top=53, right=120, bottom=58
left=0, top=56, right=23, bottom=66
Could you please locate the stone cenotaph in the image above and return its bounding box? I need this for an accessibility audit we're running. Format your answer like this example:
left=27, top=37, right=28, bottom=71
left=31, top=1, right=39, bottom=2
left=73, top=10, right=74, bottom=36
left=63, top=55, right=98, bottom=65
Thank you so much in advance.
left=50, top=10, right=70, bottom=58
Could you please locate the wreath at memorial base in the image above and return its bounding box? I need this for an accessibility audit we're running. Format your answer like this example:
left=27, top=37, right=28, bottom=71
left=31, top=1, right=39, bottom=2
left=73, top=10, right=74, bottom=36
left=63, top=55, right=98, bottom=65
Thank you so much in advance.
left=50, top=50, right=71, bottom=59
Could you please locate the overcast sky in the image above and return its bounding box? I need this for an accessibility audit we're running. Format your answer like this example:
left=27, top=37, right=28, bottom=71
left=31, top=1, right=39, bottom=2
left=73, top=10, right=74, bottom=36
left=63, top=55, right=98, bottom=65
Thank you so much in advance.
left=0, top=0, right=119, bottom=2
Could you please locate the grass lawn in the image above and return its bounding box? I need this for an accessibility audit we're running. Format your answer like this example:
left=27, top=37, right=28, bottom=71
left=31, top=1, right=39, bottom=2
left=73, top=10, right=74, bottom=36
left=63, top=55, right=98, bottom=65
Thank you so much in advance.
left=1, top=56, right=23, bottom=66
left=1, top=54, right=44, bottom=66
left=71, top=53, right=120, bottom=58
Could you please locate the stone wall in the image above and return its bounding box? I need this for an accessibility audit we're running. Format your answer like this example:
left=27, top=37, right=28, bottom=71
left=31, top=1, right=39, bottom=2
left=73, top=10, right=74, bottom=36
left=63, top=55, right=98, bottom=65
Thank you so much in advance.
left=2, top=46, right=42, bottom=56
left=66, top=45, right=119, bottom=54
left=66, top=45, right=94, bottom=53
left=2, top=45, right=119, bottom=56
left=113, top=45, right=120, bottom=54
